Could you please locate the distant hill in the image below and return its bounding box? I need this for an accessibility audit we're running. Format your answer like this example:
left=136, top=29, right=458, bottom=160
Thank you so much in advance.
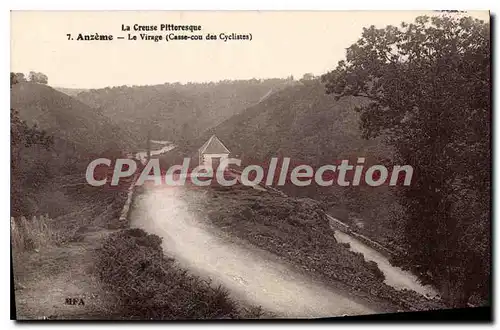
left=74, top=79, right=297, bottom=145
left=11, top=82, right=135, bottom=154
left=53, top=87, right=89, bottom=98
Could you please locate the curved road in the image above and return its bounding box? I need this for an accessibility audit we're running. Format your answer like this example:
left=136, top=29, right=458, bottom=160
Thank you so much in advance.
left=129, top=187, right=378, bottom=318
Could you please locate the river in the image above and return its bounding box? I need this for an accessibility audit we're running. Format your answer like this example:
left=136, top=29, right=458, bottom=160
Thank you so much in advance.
left=333, top=230, right=439, bottom=298
left=135, top=140, right=176, bottom=164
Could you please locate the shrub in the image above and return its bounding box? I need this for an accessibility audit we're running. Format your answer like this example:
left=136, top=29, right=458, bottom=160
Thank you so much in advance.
left=95, top=228, right=245, bottom=320
left=366, top=260, right=385, bottom=281
left=195, top=187, right=446, bottom=312
left=11, top=215, right=58, bottom=252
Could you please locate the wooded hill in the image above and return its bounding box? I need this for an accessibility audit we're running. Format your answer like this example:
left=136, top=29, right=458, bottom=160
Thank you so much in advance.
left=73, top=78, right=296, bottom=148
left=11, top=82, right=134, bottom=155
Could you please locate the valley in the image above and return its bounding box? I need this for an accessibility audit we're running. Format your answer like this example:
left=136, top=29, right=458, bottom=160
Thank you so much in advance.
left=11, top=66, right=488, bottom=318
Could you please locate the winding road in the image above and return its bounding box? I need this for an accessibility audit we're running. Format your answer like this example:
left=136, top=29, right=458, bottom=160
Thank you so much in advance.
left=129, top=187, right=378, bottom=318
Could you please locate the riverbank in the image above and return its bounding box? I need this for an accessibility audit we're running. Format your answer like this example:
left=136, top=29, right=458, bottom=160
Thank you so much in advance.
left=333, top=230, right=438, bottom=298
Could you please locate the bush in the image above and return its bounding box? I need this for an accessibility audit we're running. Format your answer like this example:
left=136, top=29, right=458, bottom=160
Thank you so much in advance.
left=11, top=215, right=59, bottom=252
left=95, top=228, right=246, bottom=320
left=366, top=260, right=385, bottom=281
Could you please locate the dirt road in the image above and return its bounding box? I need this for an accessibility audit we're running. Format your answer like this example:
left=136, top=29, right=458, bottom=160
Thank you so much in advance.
left=129, top=187, right=377, bottom=318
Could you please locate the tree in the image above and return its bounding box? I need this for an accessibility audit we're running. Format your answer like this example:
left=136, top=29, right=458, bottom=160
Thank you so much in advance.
left=28, top=71, right=48, bottom=84
left=28, top=71, right=36, bottom=82
left=322, top=15, right=490, bottom=306
left=11, top=73, right=53, bottom=215
left=301, top=73, right=315, bottom=81
left=38, top=73, right=48, bottom=84
left=13, top=72, right=27, bottom=83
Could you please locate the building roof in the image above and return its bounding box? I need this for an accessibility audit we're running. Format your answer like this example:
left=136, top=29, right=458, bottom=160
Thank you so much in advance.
left=199, top=135, right=230, bottom=154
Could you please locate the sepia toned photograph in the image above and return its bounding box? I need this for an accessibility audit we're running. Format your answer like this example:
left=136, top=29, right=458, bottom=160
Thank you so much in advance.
left=10, top=10, right=491, bottom=321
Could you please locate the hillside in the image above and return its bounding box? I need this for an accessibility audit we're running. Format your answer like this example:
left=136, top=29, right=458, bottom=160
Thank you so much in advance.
left=74, top=79, right=296, bottom=145
left=11, top=82, right=135, bottom=154
left=202, top=80, right=390, bottom=162
left=54, top=87, right=89, bottom=98
left=182, top=80, right=401, bottom=249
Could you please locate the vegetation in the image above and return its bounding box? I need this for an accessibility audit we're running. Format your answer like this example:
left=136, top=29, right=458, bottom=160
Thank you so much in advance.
left=322, top=15, right=490, bottom=306
left=165, top=13, right=490, bottom=309
left=11, top=73, right=54, bottom=216
left=11, top=82, right=134, bottom=154
left=12, top=72, right=27, bottom=83
left=11, top=13, right=490, bottom=316
left=11, top=73, right=146, bottom=318
left=95, top=228, right=264, bottom=319
left=28, top=71, right=48, bottom=84
left=12, top=191, right=129, bottom=320
left=9, top=76, right=130, bottom=251
left=74, top=78, right=297, bottom=147
left=10, top=72, right=137, bottom=216
left=12, top=71, right=49, bottom=84
left=11, top=215, right=55, bottom=252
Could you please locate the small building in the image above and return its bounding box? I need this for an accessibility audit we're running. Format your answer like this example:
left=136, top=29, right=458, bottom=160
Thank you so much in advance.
left=198, top=135, right=231, bottom=171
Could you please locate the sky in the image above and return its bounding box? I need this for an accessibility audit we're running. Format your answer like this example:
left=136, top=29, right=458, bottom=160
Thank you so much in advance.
left=11, top=10, right=489, bottom=89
